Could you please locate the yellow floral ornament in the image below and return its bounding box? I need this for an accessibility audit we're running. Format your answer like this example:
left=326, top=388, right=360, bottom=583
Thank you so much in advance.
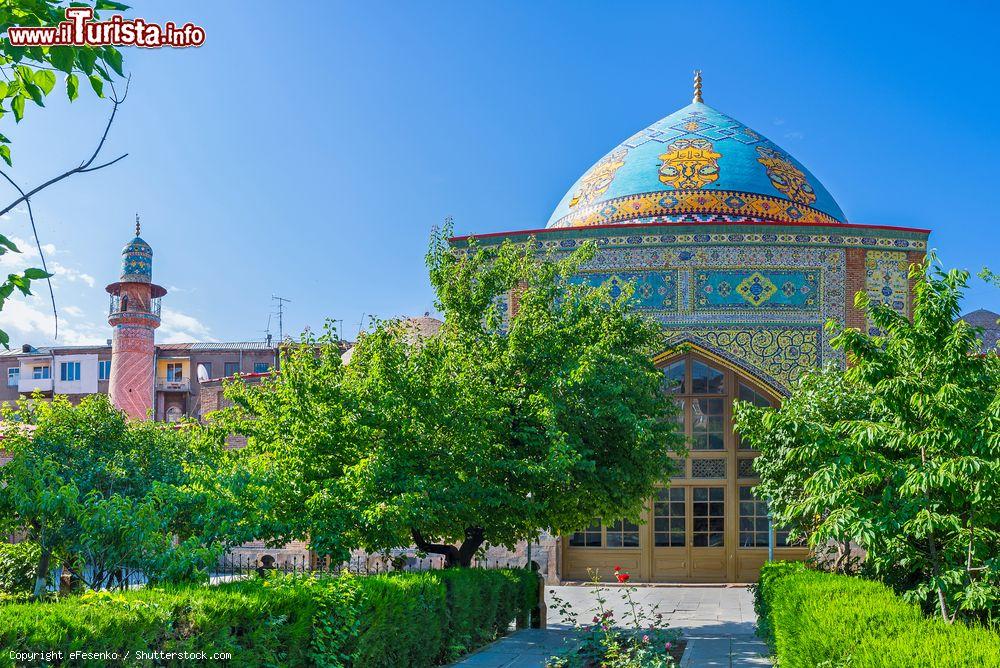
left=570, top=147, right=628, bottom=208
left=755, top=146, right=816, bottom=205
left=658, top=138, right=721, bottom=189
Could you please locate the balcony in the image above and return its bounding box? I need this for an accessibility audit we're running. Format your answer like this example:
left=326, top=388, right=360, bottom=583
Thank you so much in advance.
left=18, top=377, right=53, bottom=393
left=155, top=377, right=190, bottom=392
left=109, top=294, right=162, bottom=319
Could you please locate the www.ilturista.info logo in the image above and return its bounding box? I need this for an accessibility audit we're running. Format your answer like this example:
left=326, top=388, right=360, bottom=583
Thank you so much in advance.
left=6, top=7, right=205, bottom=48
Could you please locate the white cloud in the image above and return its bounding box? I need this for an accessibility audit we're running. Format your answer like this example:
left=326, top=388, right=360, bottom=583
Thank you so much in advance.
left=50, top=261, right=95, bottom=288
left=783, top=131, right=805, bottom=140
left=0, top=232, right=104, bottom=346
left=159, top=307, right=217, bottom=343
left=0, top=298, right=107, bottom=346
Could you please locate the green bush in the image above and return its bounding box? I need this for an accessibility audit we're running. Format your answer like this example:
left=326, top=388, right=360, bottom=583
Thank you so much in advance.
left=0, top=580, right=319, bottom=667
left=353, top=574, right=447, bottom=668
left=0, top=568, right=538, bottom=667
left=755, top=561, right=1000, bottom=667
left=0, top=541, right=40, bottom=595
left=432, top=568, right=536, bottom=661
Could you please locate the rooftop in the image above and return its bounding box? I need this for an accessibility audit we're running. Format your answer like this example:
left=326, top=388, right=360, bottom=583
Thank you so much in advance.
left=959, top=309, right=1000, bottom=352
left=0, top=341, right=279, bottom=357
left=546, top=73, right=846, bottom=230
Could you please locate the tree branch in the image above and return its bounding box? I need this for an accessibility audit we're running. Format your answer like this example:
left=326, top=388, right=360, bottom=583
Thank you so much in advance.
left=0, top=169, right=58, bottom=339
left=0, top=76, right=130, bottom=219
left=0, top=75, right=131, bottom=340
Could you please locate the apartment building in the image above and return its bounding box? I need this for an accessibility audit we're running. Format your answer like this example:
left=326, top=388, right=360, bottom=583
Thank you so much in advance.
left=0, top=341, right=278, bottom=421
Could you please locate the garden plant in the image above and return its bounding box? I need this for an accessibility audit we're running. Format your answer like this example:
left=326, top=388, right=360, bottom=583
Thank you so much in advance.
left=734, top=264, right=1000, bottom=623
left=546, top=568, right=682, bottom=668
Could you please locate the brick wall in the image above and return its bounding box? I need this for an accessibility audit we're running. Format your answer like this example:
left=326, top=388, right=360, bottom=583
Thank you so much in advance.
left=845, top=247, right=867, bottom=331
left=906, top=251, right=926, bottom=317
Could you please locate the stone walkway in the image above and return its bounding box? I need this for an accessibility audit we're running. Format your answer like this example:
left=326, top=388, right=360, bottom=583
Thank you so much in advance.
left=451, top=585, right=770, bottom=667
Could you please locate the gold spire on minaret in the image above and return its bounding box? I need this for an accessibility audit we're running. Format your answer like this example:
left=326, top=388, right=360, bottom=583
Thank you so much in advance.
left=693, top=70, right=703, bottom=103
left=135, top=213, right=141, bottom=237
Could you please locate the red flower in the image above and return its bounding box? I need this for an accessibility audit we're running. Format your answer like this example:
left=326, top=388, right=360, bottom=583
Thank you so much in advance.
left=614, top=565, right=621, bottom=572
left=615, top=571, right=631, bottom=583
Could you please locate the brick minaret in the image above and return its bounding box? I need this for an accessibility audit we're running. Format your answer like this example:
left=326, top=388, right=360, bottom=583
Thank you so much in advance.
left=105, top=217, right=166, bottom=420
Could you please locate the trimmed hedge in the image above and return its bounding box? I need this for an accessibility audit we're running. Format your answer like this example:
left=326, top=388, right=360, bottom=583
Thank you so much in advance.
left=0, top=568, right=537, bottom=667
left=755, top=561, right=1000, bottom=667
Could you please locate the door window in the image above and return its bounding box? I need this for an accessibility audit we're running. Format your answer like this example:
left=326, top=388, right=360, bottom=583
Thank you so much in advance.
left=606, top=519, right=640, bottom=547
left=653, top=488, right=685, bottom=547
left=692, top=487, right=725, bottom=547
left=568, top=519, right=602, bottom=547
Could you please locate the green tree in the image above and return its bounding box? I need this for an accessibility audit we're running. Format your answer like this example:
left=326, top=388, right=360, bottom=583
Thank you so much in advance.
left=734, top=265, right=1000, bottom=623
left=0, top=1, right=129, bottom=346
left=0, top=394, right=241, bottom=597
left=218, top=224, right=683, bottom=566
left=733, top=365, right=870, bottom=574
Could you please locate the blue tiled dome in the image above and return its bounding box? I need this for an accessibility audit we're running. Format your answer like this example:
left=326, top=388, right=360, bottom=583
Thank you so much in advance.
left=547, top=101, right=846, bottom=229
left=121, top=236, right=152, bottom=283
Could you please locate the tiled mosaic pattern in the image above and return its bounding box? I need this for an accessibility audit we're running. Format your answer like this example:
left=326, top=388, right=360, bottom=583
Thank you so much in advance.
left=865, top=250, right=909, bottom=334
left=664, top=326, right=821, bottom=392
left=460, top=223, right=927, bottom=397
left=568, top=270, right=678, bottom=311
left=694, top=269, right=819, bottom=311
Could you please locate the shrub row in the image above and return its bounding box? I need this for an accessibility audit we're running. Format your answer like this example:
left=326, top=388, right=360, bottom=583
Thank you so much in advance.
left=0, top=541, right=40, bottom=596
left=755, top=561, right=1000, bottom=667
left=0, top=567, right=537, bottom=667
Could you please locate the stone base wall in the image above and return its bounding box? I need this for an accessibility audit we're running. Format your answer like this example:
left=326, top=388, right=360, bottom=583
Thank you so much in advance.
left=226, top=540, right=312, bottom=569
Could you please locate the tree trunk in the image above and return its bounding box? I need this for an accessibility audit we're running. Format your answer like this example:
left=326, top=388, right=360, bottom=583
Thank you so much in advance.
left=411, top=527, right=486, bottom=568
left=33, top=548, right=51, bottom=599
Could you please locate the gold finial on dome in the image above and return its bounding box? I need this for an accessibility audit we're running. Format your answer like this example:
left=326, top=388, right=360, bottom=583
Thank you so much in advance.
left=135, top=213, right=140, bottom=237
left=693, top=70, right=703, bottom=103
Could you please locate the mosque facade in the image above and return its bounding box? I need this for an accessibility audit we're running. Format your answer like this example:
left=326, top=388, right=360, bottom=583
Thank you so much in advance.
left=454, top=75, right=930, bottom=582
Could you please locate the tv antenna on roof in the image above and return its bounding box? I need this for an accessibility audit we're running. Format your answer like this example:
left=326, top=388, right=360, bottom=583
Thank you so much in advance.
left=262, top=313, right=273, bottom=346
left=272, top=295, right=291, bottom=342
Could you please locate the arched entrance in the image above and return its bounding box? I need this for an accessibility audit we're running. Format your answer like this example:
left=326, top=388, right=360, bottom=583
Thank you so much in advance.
left=562, top=350, right=809, bottom=582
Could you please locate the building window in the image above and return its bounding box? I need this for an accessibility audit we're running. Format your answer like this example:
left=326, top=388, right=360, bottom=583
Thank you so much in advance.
left=568, top=519, right=602, bottom=547
left=253, top=362, right=270, bottom=374
left=692, top=487, right=725, bottom=547
left=98, top=360, right=112, bottom=381
left=32, top=365, right=50, bottom=380
left=7, top=367, right=19, bottom=386
left=606, top=519, right=640, bottom=547
left=691, top=360, right=725, bottom=394
left=662, top=360, right=685, bottom=393
left=59, top=362, right=81, bottom=382
left=691, top=397, right=724, bottom=450
left=224, top=361, right=240, bottom=377
left=654, top=487, right=685, bottom=547
left=736, top=382, right=773, bottom=450
left=665, top=355, right=777, bottom=454
left=739, top=486, right=789, bottom=548
left=166, top=363, right=183, bottom=382
left=199, top=362, right=212, bottom=380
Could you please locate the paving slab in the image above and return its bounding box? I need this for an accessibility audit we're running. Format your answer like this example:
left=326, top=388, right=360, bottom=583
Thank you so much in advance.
left=449, top=585, right=771, bottom=667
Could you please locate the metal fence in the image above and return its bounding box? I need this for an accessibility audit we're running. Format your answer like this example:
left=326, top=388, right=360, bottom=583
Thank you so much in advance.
left=210, top=553, right=530, bottom=580
left=51, top=553, right=533, bottom=591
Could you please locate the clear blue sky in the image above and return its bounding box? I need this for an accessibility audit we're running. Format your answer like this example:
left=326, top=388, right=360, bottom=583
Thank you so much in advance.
left=1, top=0, right=997, bottom=346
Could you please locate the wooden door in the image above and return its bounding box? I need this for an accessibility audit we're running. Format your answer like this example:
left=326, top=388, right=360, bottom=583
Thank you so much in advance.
left=651, top=486, right=688, bottom=580
left=690, top=485, right=727, bottom=581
